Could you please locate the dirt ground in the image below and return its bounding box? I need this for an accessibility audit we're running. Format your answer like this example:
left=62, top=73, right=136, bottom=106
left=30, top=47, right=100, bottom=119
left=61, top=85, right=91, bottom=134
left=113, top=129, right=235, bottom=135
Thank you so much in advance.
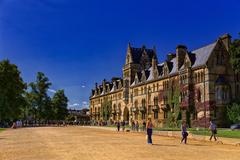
left=0, top=127, right=239, bottom=160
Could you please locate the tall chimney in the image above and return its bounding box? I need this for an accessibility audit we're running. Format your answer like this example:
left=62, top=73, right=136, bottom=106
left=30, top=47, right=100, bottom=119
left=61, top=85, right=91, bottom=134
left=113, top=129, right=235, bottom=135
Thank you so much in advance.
left=220, top=34, right=231, bottom=51
left=176, top=45, right=187, bottom=70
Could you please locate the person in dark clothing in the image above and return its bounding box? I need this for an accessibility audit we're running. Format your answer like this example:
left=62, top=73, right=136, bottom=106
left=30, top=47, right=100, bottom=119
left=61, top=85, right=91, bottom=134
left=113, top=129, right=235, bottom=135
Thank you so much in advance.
left=132, top=121, right=135, bottom=131
left=209, top=121, right=217, bottom=141
left=181, top=122, right=188, bottom=144
left=122, top=121, right=125, bottom=132
left=146, top=118, right=153, bottom=144
left=135, top=121, right=139, bottom=132
left=142, top=121, right=146, bottom=132
left=116, top=121, right=120, bottom=132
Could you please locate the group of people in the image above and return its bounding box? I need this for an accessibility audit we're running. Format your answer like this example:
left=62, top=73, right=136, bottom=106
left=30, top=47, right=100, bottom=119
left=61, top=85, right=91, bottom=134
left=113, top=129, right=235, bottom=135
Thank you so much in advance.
left=116, top=121, right=126, bottom=132
left=180, top=120, right=218, bottom=144
left=11, top=120, right=23, bottom=129
left=131, top=120, right=147, bottom=132
left=116, top=118, right=218, bottom=145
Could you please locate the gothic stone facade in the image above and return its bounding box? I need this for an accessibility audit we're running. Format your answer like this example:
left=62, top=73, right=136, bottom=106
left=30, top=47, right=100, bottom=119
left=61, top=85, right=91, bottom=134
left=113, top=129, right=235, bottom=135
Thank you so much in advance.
left=89, top=34, right=240, bottom=127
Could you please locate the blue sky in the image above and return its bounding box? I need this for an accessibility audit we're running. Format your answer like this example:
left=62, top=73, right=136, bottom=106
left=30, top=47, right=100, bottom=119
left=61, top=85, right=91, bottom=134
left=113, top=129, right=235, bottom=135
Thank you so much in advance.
left=0, top=0, right=240, bottom=109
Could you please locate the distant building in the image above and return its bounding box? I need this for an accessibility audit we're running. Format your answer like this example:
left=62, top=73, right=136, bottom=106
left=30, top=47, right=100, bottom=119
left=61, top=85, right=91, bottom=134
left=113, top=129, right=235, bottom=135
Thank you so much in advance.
left=89, top=34, right=240, bottom=127
left=68, top=108, right=90, bottom=123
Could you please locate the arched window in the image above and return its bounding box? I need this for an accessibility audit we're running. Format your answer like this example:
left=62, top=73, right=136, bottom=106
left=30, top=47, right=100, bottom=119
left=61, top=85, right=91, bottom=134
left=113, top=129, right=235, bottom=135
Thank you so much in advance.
left=134, top=100, right=138, bottom=108
left=113, top=104, right=116, bottom=111
left=154, top=97, right=158, bottom=106
left=216, top=87, right=221, bottom=100
left=142, top=99, right=146, bottom=107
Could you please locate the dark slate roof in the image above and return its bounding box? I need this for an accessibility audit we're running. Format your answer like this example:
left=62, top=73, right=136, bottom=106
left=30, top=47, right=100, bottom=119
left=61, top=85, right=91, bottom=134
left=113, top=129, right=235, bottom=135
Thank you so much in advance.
left=157, top=65, right=163, bottom=76
left=137, top=72, right=142, bottom=80
left=188, top=53, right=196, bottom=64
left=166, top=61, right=173, bottom=73
left=145, top=70, right=150, bottom=80
left=131, top=47, right=155, bottom=64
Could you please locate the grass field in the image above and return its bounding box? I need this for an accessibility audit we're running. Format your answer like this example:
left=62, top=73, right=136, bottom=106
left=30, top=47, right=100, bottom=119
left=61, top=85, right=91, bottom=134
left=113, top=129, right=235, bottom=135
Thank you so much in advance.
left=105, top=125, right=240, bottom=138
left=0, top=128, right=5, bottom=132
left=190, top=129, right=240, bottom=139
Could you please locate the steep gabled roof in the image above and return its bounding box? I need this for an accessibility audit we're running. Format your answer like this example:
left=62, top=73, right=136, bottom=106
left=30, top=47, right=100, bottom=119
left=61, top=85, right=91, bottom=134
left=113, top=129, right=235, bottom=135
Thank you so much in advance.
left=191, top=42, right=217, bottom=68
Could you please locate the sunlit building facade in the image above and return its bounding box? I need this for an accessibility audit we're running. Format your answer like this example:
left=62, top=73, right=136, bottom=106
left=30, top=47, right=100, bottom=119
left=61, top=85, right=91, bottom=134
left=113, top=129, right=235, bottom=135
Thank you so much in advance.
left=89, top=34, right=240, bottom=127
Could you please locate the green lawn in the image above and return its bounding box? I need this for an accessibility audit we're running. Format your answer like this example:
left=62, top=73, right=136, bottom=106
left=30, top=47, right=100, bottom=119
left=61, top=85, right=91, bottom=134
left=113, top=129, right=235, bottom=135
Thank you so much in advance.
left=0, top=128, right=5, bottom=133
left=190, top=129, right=240, bottom=139
left=99, top=125, right=240, bottom=139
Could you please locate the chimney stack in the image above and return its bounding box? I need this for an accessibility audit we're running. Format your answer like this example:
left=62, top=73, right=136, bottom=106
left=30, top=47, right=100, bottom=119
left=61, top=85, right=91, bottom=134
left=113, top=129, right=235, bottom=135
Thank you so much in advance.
left=220, top=34, right=231, bottom=51
left=176, top=45, right=187, bottom=69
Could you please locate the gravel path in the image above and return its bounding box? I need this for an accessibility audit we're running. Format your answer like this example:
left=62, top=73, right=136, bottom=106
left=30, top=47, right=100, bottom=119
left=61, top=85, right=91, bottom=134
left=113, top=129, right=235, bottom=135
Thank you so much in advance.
left=0, top=127, right=239, bottom=160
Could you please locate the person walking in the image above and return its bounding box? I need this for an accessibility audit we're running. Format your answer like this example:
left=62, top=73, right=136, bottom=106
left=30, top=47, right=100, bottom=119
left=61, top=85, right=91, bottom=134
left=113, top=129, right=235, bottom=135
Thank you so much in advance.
left=132, top=121, right=135, bottom=131
left=142, top=121, right=146, bottom=132
left=146, top=118, right=153, bottom=144
left=116, top=121, right=120, bottom=132
left=135, top=121, right=139, bottom=132
left=209, top=121, right=217, bottom=141
left=181, top=122, right=188, bottom=144
left=122, top=121, right=125, bottom=132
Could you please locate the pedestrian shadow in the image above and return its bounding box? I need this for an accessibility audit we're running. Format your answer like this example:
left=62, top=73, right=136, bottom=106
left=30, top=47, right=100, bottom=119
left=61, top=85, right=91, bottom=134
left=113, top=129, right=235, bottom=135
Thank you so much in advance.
left=152, top=144, right=177, bottom=147
left=186, top=143, right=207, bottom=146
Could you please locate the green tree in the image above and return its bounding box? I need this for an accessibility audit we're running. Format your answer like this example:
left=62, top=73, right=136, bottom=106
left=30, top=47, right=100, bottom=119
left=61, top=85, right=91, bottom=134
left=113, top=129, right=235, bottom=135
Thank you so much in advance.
left=101, top=100, right=112, bottom=121
left=52, top=90, right=68, bottom=120
left=28, top=72, right=52, bottom=121
left=165, top=84, right=181, bottom=128
left=230, top=34, right=240, bottom=100
left=0, top=60, right=26, bottom=122
left=230, top=34, right=240, bottom=72
left=227, top=103, right=240, bottom=123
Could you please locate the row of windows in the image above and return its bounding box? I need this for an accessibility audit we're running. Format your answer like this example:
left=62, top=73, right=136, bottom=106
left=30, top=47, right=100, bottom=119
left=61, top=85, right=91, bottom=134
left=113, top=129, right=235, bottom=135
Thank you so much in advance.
left=133, top=97, right=158, bottom=108
left=133, top=84, right=160, bottom=97
left=180, top=75, right=187, bottom=84
left=91, top=93, right=122, bottom=105
left=180, top=90, right=188, bottom=102
left=193, top=72, right=204, bottom=83
left=163, top=81, right=169, bottom=90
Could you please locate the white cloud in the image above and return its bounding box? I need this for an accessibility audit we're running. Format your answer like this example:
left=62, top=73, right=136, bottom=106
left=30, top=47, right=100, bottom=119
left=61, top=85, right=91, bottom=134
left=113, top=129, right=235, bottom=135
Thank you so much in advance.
left=81, top=85, right=86, bottom=88
left=82, top=101, right=88, bottom=105
left=82, top=101, right=89, bottom=108
left=48, top=89, right=56, bottom=93
left=68, top=103, right=80, bottom=107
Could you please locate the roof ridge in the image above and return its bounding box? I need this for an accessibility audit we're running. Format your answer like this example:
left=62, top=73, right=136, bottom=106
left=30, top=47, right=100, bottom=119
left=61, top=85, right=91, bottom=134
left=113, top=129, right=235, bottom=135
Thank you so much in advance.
left=191, top=41, right=217, bottom=52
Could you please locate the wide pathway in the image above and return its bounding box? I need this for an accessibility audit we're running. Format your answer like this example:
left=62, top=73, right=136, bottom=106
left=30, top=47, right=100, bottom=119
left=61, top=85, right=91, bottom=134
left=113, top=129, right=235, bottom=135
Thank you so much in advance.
left=0, top=127, right=239, bottom=160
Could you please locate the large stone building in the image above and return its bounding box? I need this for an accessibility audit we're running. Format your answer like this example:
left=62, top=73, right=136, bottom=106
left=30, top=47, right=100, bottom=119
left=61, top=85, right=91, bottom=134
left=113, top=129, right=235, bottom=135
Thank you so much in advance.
left=89, top=34, right=240, bottom=127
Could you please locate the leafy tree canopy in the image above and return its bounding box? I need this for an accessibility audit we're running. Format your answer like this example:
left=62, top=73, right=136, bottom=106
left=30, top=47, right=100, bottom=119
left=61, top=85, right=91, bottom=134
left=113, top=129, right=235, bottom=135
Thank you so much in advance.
left=227, top=102, right=240, bottom=124
left=52, top=90, right=68, bottom=120
left=230, top=33, right=240, bottom=72
left=0, top=60, right=26, bottom=121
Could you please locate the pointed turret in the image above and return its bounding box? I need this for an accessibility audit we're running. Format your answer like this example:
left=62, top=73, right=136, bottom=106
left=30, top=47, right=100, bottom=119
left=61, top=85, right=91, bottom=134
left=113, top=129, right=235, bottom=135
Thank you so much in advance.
left=126, top=43, right=133, bottom=64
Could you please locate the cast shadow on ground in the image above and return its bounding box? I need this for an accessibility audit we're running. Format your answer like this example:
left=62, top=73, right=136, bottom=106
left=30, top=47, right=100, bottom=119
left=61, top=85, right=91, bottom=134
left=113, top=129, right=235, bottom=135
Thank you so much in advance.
left=187, top=143, right=208, bottom=146
left=152, top=144, right=177, bottom=147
